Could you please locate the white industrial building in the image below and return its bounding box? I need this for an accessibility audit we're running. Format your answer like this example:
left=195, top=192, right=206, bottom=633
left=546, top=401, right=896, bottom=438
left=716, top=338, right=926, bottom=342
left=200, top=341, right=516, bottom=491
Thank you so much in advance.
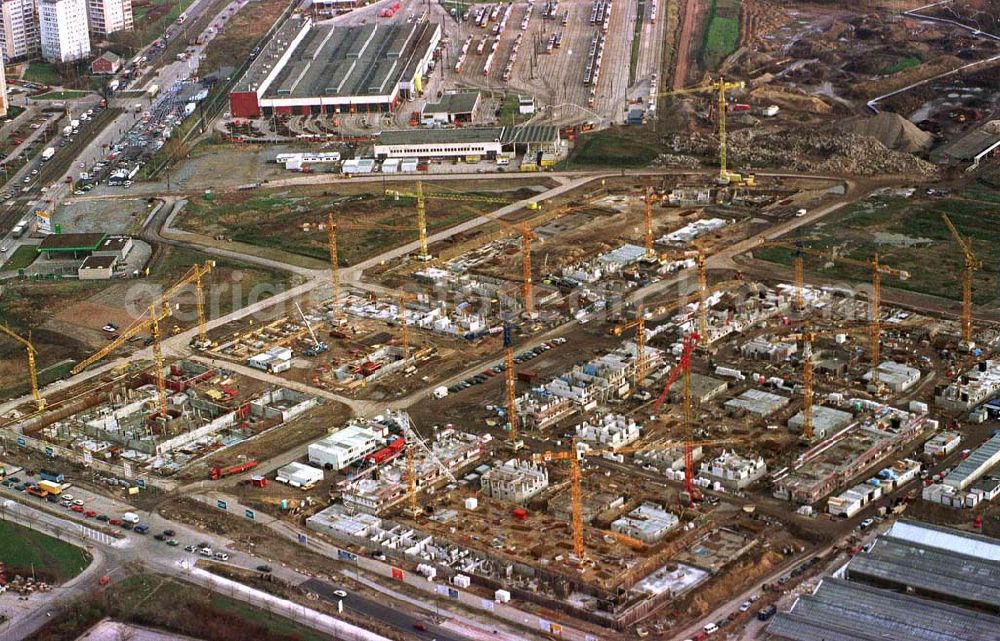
left=373, top=124, right=560, bottom=161
left=725, top=389, right=790, bottom=417
left=276, top=461, right=324, bottom=489
left=925, top=431, right=961, bottom=457
left=827, top=482, right=883, bottom=518
left=611, top=502, right=679, bottom=544
left=0, top=0, right=39, bottom=61
left=38, top=0, right=91, bottom=62
left=308, top=424, right=383, bottom=470
left=87, top=0, right=131, bottom=36
left=480, top=459, right=549, bottom=504
left=698, top=450, right=767, bottom=489
left=865, top=361, right=921, bottom=393
left=943, top=433, right=1000, bottom=491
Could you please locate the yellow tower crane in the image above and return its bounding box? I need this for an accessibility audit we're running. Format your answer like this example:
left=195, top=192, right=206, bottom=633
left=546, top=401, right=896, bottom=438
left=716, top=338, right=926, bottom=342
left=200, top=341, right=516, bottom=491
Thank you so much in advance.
left=531, top=436, right=745, bottom=561
left=404, top=443, right=421, bottom=518
left=0, top=323, right=44, bottom=411
left=788, top=323, right=869, bottom=440
left=502, top=323, right=524, bottom=451
left=160, top=261, right=214, bottom=347
left=941, top=213, right=981, bottom=345
left=653, top=77, right=749, bottom=185
left=613, top=305, right=648, bottom=386
left=384, top=182, right=528, bottom=261
left=753, top=239, right=909, bottom=386
left=644, top=186, right=656, bottom=259
left=72, top=303, right=173, bottom=416
left=326, top=212, right=341, bottom=318
left=315, top=216, right=414, bottom=316
left=398, top=292, right=418, bottom=360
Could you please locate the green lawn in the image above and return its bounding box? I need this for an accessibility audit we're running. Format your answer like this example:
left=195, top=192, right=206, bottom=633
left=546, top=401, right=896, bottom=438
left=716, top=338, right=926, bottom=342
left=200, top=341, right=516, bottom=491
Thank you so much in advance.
left=32, top=90, right=90, bottom=101
left=565, top=125, right=662, bottom=167
left=881, top=57, right=921, bottom=75
left=751, top=196, right=1000, bottom=305
left=24, top=574, right=332, bottom=641
left=0, top=520, right=92, bottom=582
left=209, top=593, right=330, bottom=640
left=498, top=93, right=532, bottom=126
left=1, top=245, right=39, bottom=271
left=700, top=0, right=740, bottom=70
left=22, top=63, right=61, bottom=86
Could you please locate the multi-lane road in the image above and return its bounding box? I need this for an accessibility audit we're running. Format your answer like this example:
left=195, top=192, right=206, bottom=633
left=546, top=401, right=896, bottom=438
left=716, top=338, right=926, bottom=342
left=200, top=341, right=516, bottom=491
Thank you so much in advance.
left=0, top=482, right=472, bottom=641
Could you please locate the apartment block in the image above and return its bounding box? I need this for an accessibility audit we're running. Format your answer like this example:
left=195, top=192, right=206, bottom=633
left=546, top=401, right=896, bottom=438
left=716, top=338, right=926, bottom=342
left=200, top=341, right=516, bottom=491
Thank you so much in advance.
left=0, top=0, right=39, bottom=61
left=0, top=62, right=6, bottom=117
left=39, top=0, right=91, bottom=62
left=87, top=0, right=132, bottom=36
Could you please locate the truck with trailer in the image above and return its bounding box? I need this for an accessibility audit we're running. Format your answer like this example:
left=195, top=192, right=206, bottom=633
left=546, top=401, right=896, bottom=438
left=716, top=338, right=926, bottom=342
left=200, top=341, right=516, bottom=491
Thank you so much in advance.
left=209, top=460, right=259, bottom=480
left=37, top=479, right=62, bottom=495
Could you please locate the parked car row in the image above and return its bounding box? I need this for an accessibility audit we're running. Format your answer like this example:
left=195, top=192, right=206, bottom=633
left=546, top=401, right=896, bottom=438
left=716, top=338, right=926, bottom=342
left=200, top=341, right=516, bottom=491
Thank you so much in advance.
left=445, top=337, right=568, bottom=395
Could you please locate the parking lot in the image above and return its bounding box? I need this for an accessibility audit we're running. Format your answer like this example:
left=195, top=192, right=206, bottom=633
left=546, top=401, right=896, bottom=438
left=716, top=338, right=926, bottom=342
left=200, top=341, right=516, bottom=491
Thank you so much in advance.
left=442, top=335, right=567, bottom=396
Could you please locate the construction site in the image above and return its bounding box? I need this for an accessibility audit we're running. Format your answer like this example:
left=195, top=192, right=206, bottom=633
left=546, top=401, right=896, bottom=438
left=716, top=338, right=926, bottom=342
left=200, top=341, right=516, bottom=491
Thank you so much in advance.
left=3, top=0, right=1000, bottom=639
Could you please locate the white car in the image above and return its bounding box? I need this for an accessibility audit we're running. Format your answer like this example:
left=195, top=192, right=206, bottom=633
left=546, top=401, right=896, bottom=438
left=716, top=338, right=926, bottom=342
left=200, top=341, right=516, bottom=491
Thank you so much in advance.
left=213, top=552, right=229, bottom=561
left=861, top=517, right=875, bottom=529
left=0, top=245, right=7, bottom=253
left=739, top=600, right=752, bottom=612
left=61, top=493, right=74, bottom=501
left=72, top=499, right=84, bottom=506
left=333, top=589, right=347, bottom=598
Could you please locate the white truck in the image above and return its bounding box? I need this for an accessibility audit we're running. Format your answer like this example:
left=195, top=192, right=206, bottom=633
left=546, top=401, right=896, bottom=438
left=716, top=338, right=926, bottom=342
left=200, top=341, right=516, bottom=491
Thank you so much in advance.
left=433, top=386, right=449, bottom=399
left=122, top=512, right=140, bottom=524
left=41, top=147, right=55, bottom=162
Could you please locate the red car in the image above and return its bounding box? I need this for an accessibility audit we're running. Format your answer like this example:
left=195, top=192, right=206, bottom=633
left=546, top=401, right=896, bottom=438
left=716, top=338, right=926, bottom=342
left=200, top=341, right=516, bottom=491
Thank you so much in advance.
left=109, top=518, right=122, bottom=526
left=84, top=510, right=97, bottom=518
left=71, top=505, right=84, bottom=513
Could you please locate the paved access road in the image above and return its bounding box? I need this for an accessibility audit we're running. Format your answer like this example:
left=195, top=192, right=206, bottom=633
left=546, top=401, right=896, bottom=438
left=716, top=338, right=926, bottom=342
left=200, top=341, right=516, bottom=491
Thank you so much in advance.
left=0, top=485, right=473, bottom=641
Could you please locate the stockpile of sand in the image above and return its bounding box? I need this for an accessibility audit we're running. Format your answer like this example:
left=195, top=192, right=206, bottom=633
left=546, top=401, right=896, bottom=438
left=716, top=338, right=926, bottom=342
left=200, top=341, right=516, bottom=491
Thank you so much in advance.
left=836, top=112, right=932, bottom=153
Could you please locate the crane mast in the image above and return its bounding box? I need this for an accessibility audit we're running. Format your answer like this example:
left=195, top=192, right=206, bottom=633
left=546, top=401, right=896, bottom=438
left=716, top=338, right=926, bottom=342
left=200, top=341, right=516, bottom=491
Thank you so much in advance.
left=416, top=181, right=430, bottom=260
left=326, top=213, right=341, bottom=317
left=941, top=213, right=980, bottom=345
left=614, top=307, right=647, bottom=386
left=0, top=323, right=44, bottom=411
left=503, top=324, right=523, bottom=451
left=520, top=223, right=536, bottom=316
left=696, top=245, right=708, bottom=340
left=644, top=187, right=654, bottom=259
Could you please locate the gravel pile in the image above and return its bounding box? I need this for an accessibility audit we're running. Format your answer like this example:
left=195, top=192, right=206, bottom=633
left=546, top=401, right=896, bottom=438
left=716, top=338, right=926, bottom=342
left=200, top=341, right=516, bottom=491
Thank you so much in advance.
left=834, top=112, right=932, bottom=153
left=661, top=128, right=939, bottom=176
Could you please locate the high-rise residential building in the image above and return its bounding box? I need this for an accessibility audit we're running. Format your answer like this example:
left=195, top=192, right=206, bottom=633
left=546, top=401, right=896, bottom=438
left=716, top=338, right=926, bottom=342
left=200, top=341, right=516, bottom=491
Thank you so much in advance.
left=0, top=0, right=40, bottom=61
left=38, top=0, right=91, bottom=62
left=0, top=63, right=8, bottom=118
left=87, top=0, right=132, bottom=37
